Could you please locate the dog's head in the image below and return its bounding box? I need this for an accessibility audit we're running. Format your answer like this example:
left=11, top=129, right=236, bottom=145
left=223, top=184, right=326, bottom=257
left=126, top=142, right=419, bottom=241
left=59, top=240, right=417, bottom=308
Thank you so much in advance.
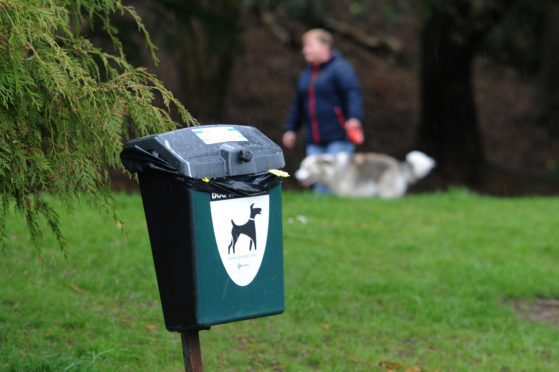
left=295, top=154, right=347, bottom=187
left=249, top=203, right=262, bottom=217
left=405, top=151, right=436, bottom=181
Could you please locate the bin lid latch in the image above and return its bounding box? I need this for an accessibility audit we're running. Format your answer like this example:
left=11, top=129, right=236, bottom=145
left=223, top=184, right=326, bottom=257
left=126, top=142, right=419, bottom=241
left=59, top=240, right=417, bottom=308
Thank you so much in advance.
left=239, top=149, right=253, bottom=163
left=220, top=143, right=256, bottom=176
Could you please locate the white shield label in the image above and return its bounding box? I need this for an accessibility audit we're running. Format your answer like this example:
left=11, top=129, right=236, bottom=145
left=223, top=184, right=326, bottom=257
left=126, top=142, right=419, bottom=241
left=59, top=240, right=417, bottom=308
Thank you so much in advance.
left=210, top=194, right=269, bottom=286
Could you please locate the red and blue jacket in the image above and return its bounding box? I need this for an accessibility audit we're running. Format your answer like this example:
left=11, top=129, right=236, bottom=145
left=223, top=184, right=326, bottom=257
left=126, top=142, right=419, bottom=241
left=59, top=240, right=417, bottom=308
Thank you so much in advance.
left=285, top=51, right=363, bottom=145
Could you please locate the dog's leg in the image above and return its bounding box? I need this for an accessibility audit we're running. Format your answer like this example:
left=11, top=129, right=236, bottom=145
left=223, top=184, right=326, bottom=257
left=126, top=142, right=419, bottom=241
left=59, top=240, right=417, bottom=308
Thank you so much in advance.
left=248, top=223, right=256, bottom=250
left=229, top=221, right=238, bottom=254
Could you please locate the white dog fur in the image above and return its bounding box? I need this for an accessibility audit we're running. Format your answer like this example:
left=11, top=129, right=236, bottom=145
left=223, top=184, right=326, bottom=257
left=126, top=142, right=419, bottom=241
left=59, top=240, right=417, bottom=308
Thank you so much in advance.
left=295, top=151, right=436, bottom=198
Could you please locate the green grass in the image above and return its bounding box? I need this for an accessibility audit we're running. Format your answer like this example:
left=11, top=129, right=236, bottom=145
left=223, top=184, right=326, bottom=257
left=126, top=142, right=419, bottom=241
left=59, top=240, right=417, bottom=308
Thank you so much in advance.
left=1, top=189, right=559, bottom=371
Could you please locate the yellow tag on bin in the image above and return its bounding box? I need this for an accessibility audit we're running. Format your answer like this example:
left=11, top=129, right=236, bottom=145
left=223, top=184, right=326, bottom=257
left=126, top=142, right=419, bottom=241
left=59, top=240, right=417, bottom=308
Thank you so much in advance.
left=268, top=169, right=290, bottom=178
left=201, top=178, right=210, bottom=183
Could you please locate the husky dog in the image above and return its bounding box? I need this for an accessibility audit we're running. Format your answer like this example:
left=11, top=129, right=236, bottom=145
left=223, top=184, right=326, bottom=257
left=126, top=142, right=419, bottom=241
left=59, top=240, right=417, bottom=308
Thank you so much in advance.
left=295, top=151, right=436, bottom=198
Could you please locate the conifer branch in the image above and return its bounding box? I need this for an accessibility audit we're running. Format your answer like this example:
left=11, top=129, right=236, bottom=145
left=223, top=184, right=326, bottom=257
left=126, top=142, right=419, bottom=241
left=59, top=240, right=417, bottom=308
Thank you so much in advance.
left=0, top=0, right=196, bottom=255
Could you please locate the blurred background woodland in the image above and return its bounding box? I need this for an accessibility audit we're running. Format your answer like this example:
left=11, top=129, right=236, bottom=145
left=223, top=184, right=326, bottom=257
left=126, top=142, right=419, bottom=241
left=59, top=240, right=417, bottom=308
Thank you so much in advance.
left=108, top=0, right=559, bottom=195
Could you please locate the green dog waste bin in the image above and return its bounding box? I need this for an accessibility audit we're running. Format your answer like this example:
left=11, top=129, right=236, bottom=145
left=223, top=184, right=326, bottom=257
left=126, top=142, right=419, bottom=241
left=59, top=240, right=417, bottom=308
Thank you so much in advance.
left=120, top=125, right=286, bottom=331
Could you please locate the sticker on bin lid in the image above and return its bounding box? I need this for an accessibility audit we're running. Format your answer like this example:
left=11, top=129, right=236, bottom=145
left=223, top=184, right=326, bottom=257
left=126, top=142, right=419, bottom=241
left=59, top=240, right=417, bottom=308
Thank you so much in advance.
left=210, top=194, right=269, bottom=286
left=193, top=127, right=248, bottom=145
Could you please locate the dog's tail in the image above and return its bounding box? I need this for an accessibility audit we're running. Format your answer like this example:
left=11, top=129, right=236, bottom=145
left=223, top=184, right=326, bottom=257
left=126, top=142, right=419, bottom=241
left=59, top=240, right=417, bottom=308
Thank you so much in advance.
left=406, top=151, right=436, bottom=180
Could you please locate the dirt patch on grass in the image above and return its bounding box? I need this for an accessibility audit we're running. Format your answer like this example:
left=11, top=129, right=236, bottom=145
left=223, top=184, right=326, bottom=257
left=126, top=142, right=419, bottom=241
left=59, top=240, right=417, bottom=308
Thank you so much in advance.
left=506, top=298, right=559, bottom=327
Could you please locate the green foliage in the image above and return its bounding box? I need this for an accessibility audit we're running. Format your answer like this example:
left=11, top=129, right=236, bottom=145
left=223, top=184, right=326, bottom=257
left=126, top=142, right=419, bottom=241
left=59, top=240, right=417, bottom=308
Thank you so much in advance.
left=419, top=0, right=540, bottom=69
left=482, top=0, right=544, bottom=72
left=0, top=0, right=196, bottom=253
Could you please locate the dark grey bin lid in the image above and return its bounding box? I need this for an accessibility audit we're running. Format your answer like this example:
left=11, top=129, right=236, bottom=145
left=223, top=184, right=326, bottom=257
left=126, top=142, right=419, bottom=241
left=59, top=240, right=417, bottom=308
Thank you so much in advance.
left=122, top=125, right=285, bottom=178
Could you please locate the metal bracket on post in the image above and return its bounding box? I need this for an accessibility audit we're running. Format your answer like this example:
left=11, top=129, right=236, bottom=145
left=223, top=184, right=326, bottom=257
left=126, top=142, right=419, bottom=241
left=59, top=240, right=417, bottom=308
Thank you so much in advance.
left=181, top=330, right=204, bottom=372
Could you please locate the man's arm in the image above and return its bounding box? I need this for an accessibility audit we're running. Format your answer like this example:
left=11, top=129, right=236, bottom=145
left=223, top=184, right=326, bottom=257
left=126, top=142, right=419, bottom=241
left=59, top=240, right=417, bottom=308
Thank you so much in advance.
left=336, top=60, right=363, bottom=123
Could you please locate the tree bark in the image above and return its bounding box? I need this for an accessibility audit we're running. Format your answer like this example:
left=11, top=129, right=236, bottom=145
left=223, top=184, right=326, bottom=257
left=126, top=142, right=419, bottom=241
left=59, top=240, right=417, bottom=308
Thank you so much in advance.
left=534, top=0, right=559, bottom=138
left=175, top=0, right=241, bottom=122
left=143, top=0, right=241, bottom=123
left=416, top=1, right=485, bottom=185
left=416, top=0, right=516, bottom=185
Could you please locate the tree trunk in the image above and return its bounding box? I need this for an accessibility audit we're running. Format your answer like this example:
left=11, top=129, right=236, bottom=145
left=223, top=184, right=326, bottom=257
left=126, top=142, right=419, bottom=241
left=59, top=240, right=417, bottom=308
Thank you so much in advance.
left=176, top=1, right=241, bottom=122
left=141, top=0, right=241, bottom=123
left=416, top=1, right=485, bottom=185
left=534, top=0, right=559, bottom=138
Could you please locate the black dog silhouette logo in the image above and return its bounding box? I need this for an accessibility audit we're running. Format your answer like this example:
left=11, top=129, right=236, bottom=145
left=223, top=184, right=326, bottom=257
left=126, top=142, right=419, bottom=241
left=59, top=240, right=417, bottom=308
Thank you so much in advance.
left=228, top=204, right=261, bottom=254
left=210, top=195, right=269, bottom=287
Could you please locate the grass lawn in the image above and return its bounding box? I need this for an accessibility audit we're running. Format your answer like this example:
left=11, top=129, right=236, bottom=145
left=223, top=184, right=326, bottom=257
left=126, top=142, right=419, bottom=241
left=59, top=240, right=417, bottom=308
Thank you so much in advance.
left=1, top=189, right=559, bottom=371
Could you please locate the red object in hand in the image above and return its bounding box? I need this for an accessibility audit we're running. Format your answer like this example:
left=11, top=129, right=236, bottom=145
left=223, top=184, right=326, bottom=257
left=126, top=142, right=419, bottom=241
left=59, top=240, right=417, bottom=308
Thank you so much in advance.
left=346, top=125, right=364, bottom=145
